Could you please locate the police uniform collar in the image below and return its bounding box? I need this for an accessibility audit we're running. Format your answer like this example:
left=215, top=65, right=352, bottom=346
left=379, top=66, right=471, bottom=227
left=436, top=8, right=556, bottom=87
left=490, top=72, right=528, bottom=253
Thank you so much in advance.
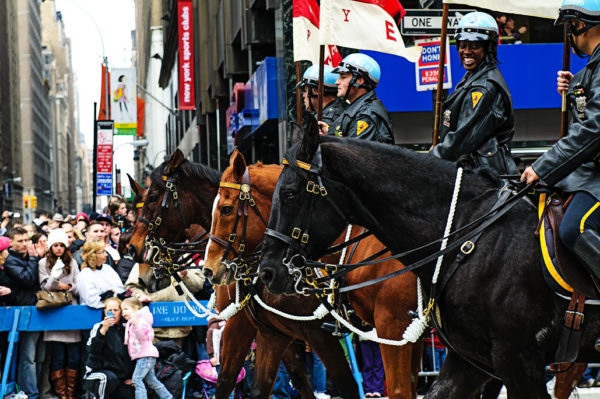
left=587, top=43, right=600, bottom=66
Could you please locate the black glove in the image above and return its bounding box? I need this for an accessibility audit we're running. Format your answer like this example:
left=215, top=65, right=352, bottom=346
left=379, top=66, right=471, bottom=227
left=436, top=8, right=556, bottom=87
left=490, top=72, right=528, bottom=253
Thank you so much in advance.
left=99, top=290, right=115, bottom=302
left=116, top=289, right=132, bottom=300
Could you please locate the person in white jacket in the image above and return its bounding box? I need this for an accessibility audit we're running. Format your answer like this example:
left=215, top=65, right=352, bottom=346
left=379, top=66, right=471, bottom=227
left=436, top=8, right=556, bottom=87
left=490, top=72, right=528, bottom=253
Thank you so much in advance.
left=77, top=240, right=124, bottom=309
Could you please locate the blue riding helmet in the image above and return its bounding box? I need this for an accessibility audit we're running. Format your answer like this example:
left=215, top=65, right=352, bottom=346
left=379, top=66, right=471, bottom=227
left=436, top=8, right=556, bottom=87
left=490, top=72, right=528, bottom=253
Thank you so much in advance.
left=294, top=65, right=338, bottom=92
left=557, top=0, right=600, bottom=26
left=332, top=53, right=381, bottom=88
left=455, top=11, right=499, bottom=42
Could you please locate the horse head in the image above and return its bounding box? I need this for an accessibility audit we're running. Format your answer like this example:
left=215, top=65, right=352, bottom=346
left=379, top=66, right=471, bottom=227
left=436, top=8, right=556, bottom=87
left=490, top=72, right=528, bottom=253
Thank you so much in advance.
left=260, top=119, right=350, bottom=295
left=203, top=149, right=282, bottom=285
left=129, top=149, right=221, bottom=264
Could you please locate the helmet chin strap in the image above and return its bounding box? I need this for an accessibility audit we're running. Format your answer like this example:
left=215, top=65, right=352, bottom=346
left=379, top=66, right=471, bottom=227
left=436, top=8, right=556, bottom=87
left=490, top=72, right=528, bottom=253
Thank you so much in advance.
left=341, top=74, right=372, bottom=102
left=568, top=22, right=597, bottom=58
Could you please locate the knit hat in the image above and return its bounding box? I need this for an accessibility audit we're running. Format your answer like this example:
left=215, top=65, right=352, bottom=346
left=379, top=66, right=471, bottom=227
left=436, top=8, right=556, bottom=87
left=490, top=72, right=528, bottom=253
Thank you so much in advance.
left=47, top=229, right=69, bottom=248
left=0, top=236, right=10, bottom=252
left=76, top=212, right=90, bottom=223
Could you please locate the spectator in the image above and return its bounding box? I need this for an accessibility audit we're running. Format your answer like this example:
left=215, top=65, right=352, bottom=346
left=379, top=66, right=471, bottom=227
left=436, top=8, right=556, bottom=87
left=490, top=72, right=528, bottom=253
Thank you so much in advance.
left=0, top=236, right=10, bottom=267
left=32, top=232, right=48, bottom=254
left=39, top=229, right=81, bottom=399
left=4, top=227, right=45, bottom=399
left=500, top=15, right=527, bottom=43
left=49, top=214, right=65, bottom=231
left=109, top=198, right=130, bottom=231
left=96, top=214, right=120, bottom=263
left=115, top=231, right=136, bottom=283
left=423, top=328, right=446, bottom=372
left=23, top=223, right=37, bottom=238
left=77, top=240, right=124, bottom=309
left=306, top=349, right=329, bottom=399
left=359, top=336, right=384, bottom=398
left=0, top=236, right=12, bottom=303
left=125, top=263, right=205, bottom=343
left=207, top=316, right=226, bottom=367
left=109, top=226, right=121, bottom=249
left=122, top=297, right=173, bottom=399
left=75, top=212, right=90, bottom=233
left=83, top=297, right=134, bottom=399
left=73, top=221, right=116, bottom=268
left=0, top=210, right=11, bottom=235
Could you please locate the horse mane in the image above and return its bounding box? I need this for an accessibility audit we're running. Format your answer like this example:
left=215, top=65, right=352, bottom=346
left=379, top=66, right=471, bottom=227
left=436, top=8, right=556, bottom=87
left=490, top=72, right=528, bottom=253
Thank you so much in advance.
left=150, top=159, right=222, bottom=187
left=315, top=135, right=500, bottom=189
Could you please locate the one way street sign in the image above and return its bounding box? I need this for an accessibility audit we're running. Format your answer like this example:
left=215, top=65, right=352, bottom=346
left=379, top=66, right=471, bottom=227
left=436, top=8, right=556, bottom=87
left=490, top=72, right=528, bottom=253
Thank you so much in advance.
left=400, top=9, right=475, bottom=36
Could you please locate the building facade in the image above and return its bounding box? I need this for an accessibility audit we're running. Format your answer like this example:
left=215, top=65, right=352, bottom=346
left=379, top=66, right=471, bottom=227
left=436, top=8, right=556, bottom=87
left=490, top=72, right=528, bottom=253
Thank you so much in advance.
left=0, top=0, right=22, bottom=214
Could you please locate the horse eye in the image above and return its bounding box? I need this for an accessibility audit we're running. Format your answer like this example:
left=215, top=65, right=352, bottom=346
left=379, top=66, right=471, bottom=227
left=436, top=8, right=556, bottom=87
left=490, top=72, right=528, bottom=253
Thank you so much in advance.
left=283, top=191, right=295, bottom=200
left=221, top=206, right=234, bottom=215
left=148, top=195, right=159, bottom=202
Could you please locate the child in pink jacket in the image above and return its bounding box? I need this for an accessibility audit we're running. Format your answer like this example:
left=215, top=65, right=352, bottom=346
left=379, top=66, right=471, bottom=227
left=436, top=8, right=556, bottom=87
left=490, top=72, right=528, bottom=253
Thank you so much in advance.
left=121, top=297, right=173, bottom=399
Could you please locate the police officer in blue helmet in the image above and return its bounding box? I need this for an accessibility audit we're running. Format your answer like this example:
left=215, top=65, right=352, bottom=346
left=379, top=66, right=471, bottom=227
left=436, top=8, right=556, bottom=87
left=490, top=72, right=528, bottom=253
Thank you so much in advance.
left=295, top=64, right=347, bottom=126
left=522, top=0, right=600, bottom=319
left=318, top=53, right=394, bottom=144
left=431, top=11, right=518, bottom=176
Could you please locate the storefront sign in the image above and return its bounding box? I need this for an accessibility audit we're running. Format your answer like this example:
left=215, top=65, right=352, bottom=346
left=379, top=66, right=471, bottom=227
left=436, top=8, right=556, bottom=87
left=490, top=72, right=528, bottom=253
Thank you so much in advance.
left=178, top=0, right=196, bottom=110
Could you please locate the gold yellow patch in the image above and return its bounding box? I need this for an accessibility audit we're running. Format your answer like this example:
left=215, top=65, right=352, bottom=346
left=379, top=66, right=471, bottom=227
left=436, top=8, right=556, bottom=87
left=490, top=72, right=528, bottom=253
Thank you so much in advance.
left=472, top=91, right=483, bottom=108
left=356, top=121, right=369, bottom=135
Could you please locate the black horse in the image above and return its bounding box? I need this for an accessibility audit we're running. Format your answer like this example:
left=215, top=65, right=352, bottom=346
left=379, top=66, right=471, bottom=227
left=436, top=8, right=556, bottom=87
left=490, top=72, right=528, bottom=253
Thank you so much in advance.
left=259, top=119, right=600, bottom=398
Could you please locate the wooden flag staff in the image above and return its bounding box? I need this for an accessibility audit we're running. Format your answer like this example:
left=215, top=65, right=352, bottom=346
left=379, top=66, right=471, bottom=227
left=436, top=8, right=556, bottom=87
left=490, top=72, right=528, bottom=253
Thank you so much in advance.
left=296, top=61, right=303, bottom=122
left=317, top=45, right=326, bottom=121
left=433, top=4, right=450, bottom=146
left=561, top=24, right=571, bottom=138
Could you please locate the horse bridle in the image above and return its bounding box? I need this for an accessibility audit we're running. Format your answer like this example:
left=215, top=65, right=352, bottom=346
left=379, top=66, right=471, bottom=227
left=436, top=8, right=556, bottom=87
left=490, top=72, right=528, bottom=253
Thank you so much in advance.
left=208, top=167, right=268, bottom=280
left=137, top=173, right=208, bottom=267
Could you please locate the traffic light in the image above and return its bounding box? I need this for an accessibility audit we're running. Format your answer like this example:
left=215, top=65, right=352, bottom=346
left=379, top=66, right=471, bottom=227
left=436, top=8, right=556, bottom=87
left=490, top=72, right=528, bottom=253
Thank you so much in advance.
left=24, top=195, right=29, bottom=209
left=31, top=196, right=37, bottom=208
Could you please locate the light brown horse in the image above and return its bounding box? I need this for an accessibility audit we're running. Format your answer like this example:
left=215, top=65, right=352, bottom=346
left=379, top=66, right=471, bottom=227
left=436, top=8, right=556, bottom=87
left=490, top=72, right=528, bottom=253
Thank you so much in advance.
left=129, top=150, right=358, bottom=399
left=204, top=149, right=422, bottom=399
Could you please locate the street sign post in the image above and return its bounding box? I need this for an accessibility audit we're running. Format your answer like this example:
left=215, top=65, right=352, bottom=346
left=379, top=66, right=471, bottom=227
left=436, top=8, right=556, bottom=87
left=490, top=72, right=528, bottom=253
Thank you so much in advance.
left=400, top=9, right=474, bottom=36
left=96, top=120, right=114, bottom=196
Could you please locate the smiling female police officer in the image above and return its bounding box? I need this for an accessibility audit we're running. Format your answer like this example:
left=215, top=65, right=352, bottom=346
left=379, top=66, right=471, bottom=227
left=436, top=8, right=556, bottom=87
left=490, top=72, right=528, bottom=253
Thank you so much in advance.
left=522, top=1, right=600, bottom=322
left=431, top=12, right=518, bottom=176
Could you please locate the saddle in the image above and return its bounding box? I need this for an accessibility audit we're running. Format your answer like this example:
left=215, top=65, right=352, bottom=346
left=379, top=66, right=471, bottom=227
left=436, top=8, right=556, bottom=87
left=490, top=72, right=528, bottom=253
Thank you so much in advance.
left=538, top=193, right=600, bottom=299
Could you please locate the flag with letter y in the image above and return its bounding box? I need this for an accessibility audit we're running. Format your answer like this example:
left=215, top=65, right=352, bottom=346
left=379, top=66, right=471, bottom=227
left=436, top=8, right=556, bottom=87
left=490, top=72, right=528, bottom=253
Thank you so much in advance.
left=293, top=0, right=343, bottom=66
left=320, top=0, right=421, bottom=62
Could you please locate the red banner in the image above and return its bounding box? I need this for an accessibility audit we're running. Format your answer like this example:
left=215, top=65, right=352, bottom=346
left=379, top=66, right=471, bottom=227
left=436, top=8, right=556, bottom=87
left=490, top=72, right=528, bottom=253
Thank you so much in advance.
left=178, top=0, right=196, bottom=110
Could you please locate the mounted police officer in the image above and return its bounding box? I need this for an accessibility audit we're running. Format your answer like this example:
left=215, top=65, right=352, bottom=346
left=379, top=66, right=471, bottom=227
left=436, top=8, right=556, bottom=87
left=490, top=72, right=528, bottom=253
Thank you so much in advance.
left=296, top=64, right=347, bottom=126
left=522, top=0, right=600, bottom=328
left=318, top=53, right=394, bottom=144
left=431, top=12, right=518, bottom=176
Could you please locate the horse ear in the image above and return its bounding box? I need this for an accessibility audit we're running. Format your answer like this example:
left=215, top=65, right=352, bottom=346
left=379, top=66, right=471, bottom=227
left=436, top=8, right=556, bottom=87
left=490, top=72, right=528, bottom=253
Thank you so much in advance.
left=290, top=122, right=305, bottom=146
left=127, top=174, right=143, bottom=197
left=164, top=149, right=185, bottom=175
left=298, top=117, right=319, bottom=160
left=230, top=149, right=247, bottom=181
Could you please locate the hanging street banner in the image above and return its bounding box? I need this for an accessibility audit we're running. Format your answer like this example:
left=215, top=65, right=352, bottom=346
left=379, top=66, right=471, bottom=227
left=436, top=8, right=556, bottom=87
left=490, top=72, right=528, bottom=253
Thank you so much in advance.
left=96, top=121, right=114, bottom=196
left=443, top=0, right=560, bottom=20
left=415, top=37, right=452, bottom=92
left=110, top=68, right=137, bottom=135
left=178, top=0, right=196, bottom=110
left=401, top=9, right=474, bottom=36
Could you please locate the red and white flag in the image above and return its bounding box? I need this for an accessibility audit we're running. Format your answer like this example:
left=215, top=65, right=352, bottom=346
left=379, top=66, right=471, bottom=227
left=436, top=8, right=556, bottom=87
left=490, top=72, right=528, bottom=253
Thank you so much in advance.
left=320, top=0, right=421, bottom=63
left=293, top=0, right=343, bottom=66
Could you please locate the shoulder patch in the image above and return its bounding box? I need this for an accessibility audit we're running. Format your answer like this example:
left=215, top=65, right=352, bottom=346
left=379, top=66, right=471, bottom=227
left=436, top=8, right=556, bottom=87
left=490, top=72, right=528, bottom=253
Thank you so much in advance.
left=357, top=121, right=369, bottom=136
left=472, top=91, right=483, bottom=108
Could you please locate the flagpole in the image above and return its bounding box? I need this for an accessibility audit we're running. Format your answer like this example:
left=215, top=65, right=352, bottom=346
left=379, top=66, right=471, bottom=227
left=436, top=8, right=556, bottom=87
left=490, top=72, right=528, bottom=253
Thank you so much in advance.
left=433, top=3, right=450, bottom=146
left=296, top=62, right=303, bottom=123
left=561, top=24, right=571, bottom=138
left=317, top=45, right=325, bottom=121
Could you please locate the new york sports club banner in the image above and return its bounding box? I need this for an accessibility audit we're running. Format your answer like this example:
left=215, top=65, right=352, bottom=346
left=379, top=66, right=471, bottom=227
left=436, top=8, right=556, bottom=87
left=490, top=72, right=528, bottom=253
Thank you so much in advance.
left=320, top=0, right=421, bottom=63
left=178, top=0, right=196, bottom=110
left=443, top=0, right=561, bottom=19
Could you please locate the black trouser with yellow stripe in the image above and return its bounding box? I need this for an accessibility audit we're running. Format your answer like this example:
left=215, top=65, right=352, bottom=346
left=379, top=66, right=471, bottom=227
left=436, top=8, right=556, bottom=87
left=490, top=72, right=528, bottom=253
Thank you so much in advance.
left=559, top=192, right=600, bottom=249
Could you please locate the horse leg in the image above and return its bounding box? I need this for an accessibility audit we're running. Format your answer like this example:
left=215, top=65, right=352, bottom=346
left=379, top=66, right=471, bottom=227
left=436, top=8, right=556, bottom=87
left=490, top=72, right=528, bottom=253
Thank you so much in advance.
left=281, top=342, right=316, bottom=399
left=307, top=333, right=361, bottom=399
left=424, top=350, right=490, bottom=399
left=216, top=312, right=257, bottom=399
left=553, top=363, right=587, bottom=399
left=493, top=349, right=550, bottom=399
left=251, top=330, right=293, bottom=399
left=379, top=343, right=415, bottom=399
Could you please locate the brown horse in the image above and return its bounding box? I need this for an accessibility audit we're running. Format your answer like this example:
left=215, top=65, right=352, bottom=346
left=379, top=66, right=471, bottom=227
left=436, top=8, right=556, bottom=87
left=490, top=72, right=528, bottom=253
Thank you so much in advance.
left=129, top=150, right=358, bottom=399
left=204, top=149, right=422, bottom=399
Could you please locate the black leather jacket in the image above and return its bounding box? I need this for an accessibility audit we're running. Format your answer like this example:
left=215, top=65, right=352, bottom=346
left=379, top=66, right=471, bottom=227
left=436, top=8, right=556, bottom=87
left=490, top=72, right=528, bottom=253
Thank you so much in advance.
left=86, top=321, right=133, bottom=380
left=331, top=90, right=394, bottom=144
left=3, top=249, right=39, bottom=306
left=321, top=98, right=347, bottom=127
left=432, top=62, right=518, bottom=175
left=532, top=45, right=600, bottom=201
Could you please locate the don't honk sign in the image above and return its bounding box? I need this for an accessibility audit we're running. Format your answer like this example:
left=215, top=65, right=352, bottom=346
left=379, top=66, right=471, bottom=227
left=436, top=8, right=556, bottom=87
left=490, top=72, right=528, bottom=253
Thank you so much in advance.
left=414, top=37, right=452, bottom=92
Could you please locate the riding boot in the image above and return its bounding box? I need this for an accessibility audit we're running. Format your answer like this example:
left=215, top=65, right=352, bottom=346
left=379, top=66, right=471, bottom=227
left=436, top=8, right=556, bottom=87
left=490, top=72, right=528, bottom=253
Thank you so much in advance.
left=50, top=369, right=68, bottom=399
left=572, top=230, right=600, bottom=351
left=65, top=368, right=78, bottom=399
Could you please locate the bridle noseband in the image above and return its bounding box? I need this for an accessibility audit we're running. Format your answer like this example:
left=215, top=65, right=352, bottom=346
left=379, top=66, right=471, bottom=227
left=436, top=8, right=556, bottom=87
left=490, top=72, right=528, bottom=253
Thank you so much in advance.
left=209, top=167, right=268, bottom=280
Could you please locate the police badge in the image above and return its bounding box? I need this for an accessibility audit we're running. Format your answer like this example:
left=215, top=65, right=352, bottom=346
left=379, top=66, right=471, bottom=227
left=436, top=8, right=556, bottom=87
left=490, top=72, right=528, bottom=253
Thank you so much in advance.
left=574, top=84, right=587, bottom=119
left=443, top=110, right=451, bottom=127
